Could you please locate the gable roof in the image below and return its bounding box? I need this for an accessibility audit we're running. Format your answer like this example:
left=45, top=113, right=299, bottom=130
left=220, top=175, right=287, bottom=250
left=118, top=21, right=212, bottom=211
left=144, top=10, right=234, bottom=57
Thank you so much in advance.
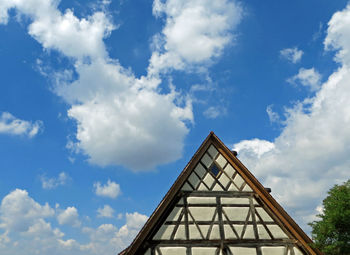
left=120, top=132, right=321, bottom=255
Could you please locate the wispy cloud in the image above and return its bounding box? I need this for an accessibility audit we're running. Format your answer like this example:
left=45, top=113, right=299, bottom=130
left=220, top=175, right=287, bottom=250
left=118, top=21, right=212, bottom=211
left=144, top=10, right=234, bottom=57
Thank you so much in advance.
left=0, top=112, right=42, bottom=138
left=280, top=47, right=304, bottom=64
left=203, top=106, right=226, bottom=119
left=40, top=172, right=70, bottom=190
left=266, top=105, right=280, bottom=123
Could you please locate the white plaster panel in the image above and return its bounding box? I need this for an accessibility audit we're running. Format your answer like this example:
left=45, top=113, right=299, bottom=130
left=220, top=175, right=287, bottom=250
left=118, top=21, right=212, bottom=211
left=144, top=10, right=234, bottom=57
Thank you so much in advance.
left=252, top=197, right=259, bottom=205
left=177, top=198, right=184, bottom=205
left=201, top=153, right=213, bottom=168
left=221, top=197, right=249, bottom=205
left=189, top=224, right=202, bottom=239
left=233, top=225, right=244, bottom=237
left=189, top=207, right=216, bottom=221
left=257, top=224, right=271, bottom=239
left=233, top=174, right=245, bottom=189
left=194, top=164, right=206, bottom=178
left=199, top=225, right=210, bottom=238
left=207, top=145, right=219, bottom=158
left=223, top=207, right=249, bottom=221
left=224, top=164, right=236, bottom=178
left=228, top=183, right=239, bottom=191
left=261, top=246, right=285, bottom=255
left=293, top=247, right=304, bottom=255
left=192, top=247, right=217, bottom=255
left=159, top=247, right=186, bottom=255
left=229, top=247, right=257, bottom=255
left=268, top=225, right=288, bottom=239
left=198, top=183, right=208, bottom=191
left=181, top=182, right=193, bottom=191
left=242, top=184, right=253, bottom=192
left=224, top=224, right=237, bottom=239
left=188, top=172, right=201, bottom=189
left=209, top=225, right=220, bottom=239
left=153, top=225, right=175, bottom=240
left=187, top=197, right=216, bottom=204
left=144, top=248, right=151, bottom=255
left=215, top=154, right=227, bottom=168
left=174, top=225, right=186, bottom=240
left=203, top=173, right=215, bottom=188
left=255, top=208, right=274, bottom=222
left=212, top=183, right=224, bottom=191
left=218, top=173, right=230, bottom=187
left=166, top=206, right=182, bottom=221
left=243, top=225, right=255, bottom=239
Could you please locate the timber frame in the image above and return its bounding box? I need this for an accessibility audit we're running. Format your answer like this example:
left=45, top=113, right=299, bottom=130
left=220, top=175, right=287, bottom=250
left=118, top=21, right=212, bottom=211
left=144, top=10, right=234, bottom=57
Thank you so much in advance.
left=119, top=132, right=322, bottom=255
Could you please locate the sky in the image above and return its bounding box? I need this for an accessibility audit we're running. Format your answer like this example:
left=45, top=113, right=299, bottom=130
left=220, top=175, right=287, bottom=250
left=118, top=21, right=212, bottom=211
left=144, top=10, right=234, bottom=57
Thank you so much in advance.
left=0, top=0, right=350, bottom=254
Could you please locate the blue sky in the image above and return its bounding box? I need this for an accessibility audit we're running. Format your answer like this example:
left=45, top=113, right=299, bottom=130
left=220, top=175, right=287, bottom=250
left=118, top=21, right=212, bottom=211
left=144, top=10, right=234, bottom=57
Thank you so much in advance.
left=0, top=0, right=350, bottom=254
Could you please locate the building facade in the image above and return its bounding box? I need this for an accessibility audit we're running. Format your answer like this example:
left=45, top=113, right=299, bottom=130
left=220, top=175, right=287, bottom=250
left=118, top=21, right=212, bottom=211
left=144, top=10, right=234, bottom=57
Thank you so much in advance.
left=120, top=132, right=321, bottom=255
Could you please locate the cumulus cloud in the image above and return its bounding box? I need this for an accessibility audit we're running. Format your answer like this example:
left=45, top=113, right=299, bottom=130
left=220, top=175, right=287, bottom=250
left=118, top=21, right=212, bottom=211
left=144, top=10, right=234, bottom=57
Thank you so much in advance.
left=0, top=0, right=242, bottom=170
left=280, top=47, right=304, bottom=64
left=112, top=212, right=148, bottom=249
left=94, top=180, right=120, bottom=199
left=0, top=112, right=42, bottom=138
left=40, top=172, right=70, bottom=190
left=0, top=0, right=205, bottom=170
left=81, top=212, right=148, bottom=254
left=233, top=3, right=350, bottom=231
left=287, top=67, right=322, bottom=91
left=0, top=189, right=54, bottom=232
left=0, top=189, right=148, bottom=254
left=149, top=0, right=243, bottom=74
left=97, top=205, right=114, bottom=218
left=0, top=0, right=114, bottom=60
left=57, top=207, right=81, bottom=227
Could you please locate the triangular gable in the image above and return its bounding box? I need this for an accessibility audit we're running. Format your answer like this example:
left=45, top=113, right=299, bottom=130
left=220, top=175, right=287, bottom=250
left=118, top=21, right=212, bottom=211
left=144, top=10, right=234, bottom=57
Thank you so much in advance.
left=121, top=132, right=321, bottom=255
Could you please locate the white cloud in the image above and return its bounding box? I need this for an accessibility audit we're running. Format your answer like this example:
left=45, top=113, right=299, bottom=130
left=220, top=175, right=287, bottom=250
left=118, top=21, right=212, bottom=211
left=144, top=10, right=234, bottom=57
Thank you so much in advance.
left=0, top=0, right=114, bottom=60
left=203, top=107, right=219, bottom=119
left=0, top=189, right=147, bottom=254
left=81, top=212, right=148, bottom=254
left=234, top=138, right=275, bottom=159
left=233, top=3, right=350, bottom=231
left=266, top=105, right=280, bottom=123
left=280, top=47, right=304, bottom=64
left=0, top=0, right=242, bottom=170
left=112, top=212, right=148, bottom=249
left=94, top=180, right=120, bottom=199
left=97, top=205, right=114, bottom=218
left=0, top=112, right=42, bottom=138
left=287, top=67, right=322, bottom=91
left=40, top=172, right=70, bottom=190
left=325, top=4, right=350, bottom=65
left=57, top=207, right=81, bottom=227
left=0, top=189, right=54, bottom=232
left=1, top=0, right=194, bottom=170
left=149, top=0, right=243, bottom=74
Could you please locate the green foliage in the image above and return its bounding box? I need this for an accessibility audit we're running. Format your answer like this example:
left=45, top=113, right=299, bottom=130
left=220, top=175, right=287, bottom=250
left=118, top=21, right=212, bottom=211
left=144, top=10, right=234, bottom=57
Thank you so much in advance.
left=309, top=180, right=350, bottom=255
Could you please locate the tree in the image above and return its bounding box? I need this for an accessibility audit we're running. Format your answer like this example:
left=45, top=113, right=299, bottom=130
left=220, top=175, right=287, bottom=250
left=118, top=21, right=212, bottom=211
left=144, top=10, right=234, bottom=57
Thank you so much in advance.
left=309, top=180, right=350, bottom=255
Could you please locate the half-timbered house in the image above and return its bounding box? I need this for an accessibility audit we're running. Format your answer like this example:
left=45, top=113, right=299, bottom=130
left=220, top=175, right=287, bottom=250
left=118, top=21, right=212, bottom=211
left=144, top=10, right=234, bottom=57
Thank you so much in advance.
left=120, top=132, right=321, bottom=255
